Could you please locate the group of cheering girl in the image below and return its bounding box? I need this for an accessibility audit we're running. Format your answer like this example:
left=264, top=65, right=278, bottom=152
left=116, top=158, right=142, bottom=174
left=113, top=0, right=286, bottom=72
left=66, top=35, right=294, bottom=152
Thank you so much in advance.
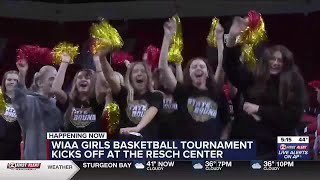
left=0, top=16, right=307, bottom=160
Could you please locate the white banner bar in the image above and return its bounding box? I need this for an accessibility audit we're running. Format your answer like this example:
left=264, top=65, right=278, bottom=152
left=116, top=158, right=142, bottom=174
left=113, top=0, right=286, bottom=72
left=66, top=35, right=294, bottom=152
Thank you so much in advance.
left=277, top=136, right=309, bottom=144
left=47, top=132, right=108, bottom=139
left=0, top=160, right=79, bottom=180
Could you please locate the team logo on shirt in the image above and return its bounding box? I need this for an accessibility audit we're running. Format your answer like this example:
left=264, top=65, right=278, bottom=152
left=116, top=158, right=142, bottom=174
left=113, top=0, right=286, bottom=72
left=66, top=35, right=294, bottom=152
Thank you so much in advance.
left=126, top=100, right=149, bottom=124
left=1, top=104, right=17, bottom=123
left=163, top=94, right=178, bottom=114
left=70, top=107, right=96, bottom=128
left=187, top=97, right=218, bottom=122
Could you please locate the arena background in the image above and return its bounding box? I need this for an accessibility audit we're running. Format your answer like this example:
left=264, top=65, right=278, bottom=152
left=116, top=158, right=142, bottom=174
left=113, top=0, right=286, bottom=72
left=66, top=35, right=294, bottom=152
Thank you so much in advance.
left=0, top=0, right=319, bottom=105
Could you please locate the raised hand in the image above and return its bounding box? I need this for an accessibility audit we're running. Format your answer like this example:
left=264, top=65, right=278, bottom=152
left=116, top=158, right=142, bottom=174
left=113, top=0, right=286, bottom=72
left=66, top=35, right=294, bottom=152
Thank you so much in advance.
left=164, top=18, right=177, bottom=38
left=229, top=16, right=248, bottom=37
left=61, top=53, right=71, bottom=63
left=124, top=60, right=131, bottom=68
left=16, top=59, right=28, bottom=74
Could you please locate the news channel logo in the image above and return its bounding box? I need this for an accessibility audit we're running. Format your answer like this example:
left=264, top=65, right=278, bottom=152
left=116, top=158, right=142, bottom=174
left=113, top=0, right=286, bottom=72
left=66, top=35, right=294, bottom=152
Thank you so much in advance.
left=279, top=144, right=305, bottom=150
left=280, top=144, right=287, bottom=150
left=250, top=161, right=262, bottom=170
left=7, top=162, right=41, bottom=170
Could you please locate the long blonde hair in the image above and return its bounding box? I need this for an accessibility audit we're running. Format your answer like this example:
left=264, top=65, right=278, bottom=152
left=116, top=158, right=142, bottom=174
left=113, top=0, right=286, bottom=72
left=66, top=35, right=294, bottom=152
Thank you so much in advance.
left=30, top=66, right=56, bottom=92
left=124, top=62, right=154, bottom=103
left=69, top=69, right=96, bottom=102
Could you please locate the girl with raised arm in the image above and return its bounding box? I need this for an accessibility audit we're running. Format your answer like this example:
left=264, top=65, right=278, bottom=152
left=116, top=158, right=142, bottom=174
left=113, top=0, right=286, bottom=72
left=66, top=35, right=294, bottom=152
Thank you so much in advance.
left=100, top=51, right=163, bottom=139
left=0, top=60, right=28, bottom=159
left=223, top=17, right=307, bottom=159
left=152, top=61, right=182, bottom=139
left=153, top=20, right=224, bottom=139
left=52, top=52, right=108, bottom=132
left=12, top=64, right=62, bottom=160
left=158, top=19, right=230, bottom=140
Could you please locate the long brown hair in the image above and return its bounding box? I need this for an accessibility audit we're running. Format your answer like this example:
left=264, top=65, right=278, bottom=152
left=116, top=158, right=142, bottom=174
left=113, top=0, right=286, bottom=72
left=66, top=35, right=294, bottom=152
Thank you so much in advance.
left=124, top=61, right=154, bottom=103
left=1, top=70, right=19, bottom=93
left=69, top=69, right=96, bottom=102
left=249, top=45, right=307, bottom=106
left=183, top=57, right=219, bottom=98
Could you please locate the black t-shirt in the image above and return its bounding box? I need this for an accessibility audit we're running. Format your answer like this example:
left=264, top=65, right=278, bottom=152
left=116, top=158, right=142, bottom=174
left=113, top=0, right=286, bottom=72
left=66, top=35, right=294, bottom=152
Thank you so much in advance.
left=115, top=86, right=163, bottom=139
left=0, top=95, right=21, bottom=160
left=173, top=83, right=230, bottom=140
left=158, top=91, right=180, bottom=139
left=64, top=96, right=104, bottom=132
left=50, top=97, right=69, bottom=132
left=0, top=95, right=21, bottom=144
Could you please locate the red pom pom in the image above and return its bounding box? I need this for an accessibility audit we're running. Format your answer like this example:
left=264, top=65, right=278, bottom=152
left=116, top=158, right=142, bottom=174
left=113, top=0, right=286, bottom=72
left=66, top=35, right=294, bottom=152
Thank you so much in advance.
left=308, top=80, right=320, bottom=89
left=111, top=51, right=134, bottom=66
left=145, top=45, right=160, bottom=71
left=248, top=10, right=261, bottom=30
left=16, top=45, right=53, bottom=64
left=223, top=84, right=231, bottom=101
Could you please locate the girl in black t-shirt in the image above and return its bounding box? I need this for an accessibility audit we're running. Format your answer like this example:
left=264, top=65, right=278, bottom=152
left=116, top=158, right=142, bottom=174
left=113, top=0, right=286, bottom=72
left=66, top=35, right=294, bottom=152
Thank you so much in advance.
left=52, top=52, right=108, bottom=132
left=0, top=59, right=30, bottom=160
left=100, top=53, right=163, bottom=139
left=223, top=17, right=307, bottom=159
left=152, top=64, right=182, bottom=139
left=0, top=70, right=21, bottom=159
left=158, top=19, right=230, bottom=140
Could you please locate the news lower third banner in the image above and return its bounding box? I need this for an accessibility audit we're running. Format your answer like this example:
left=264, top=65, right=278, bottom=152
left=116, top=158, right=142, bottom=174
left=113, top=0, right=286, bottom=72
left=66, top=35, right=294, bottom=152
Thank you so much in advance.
left=47, top=132, right=256, bottom=161
left=0, top=160, right=79, bottom=180
left=2, top=161, right=320, bottom=179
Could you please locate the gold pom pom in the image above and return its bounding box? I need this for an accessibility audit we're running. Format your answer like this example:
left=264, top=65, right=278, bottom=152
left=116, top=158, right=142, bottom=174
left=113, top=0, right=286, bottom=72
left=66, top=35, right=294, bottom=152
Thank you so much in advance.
left=237, top=14, right=267, bottom=69
left=242, top=44, right=257, bottom=70
left=207, top=17, right=219, bottom=48
left=90, top=20, right=124, bottom=54
left=52, top=42, right=79, bottom=64
left=168, top=15, right=183, bottom=64
left=0, top=89, right=6, bottom=114
left=104, top=102, right=120, bottom=135
left=237, top=17, right=267, bottom=46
